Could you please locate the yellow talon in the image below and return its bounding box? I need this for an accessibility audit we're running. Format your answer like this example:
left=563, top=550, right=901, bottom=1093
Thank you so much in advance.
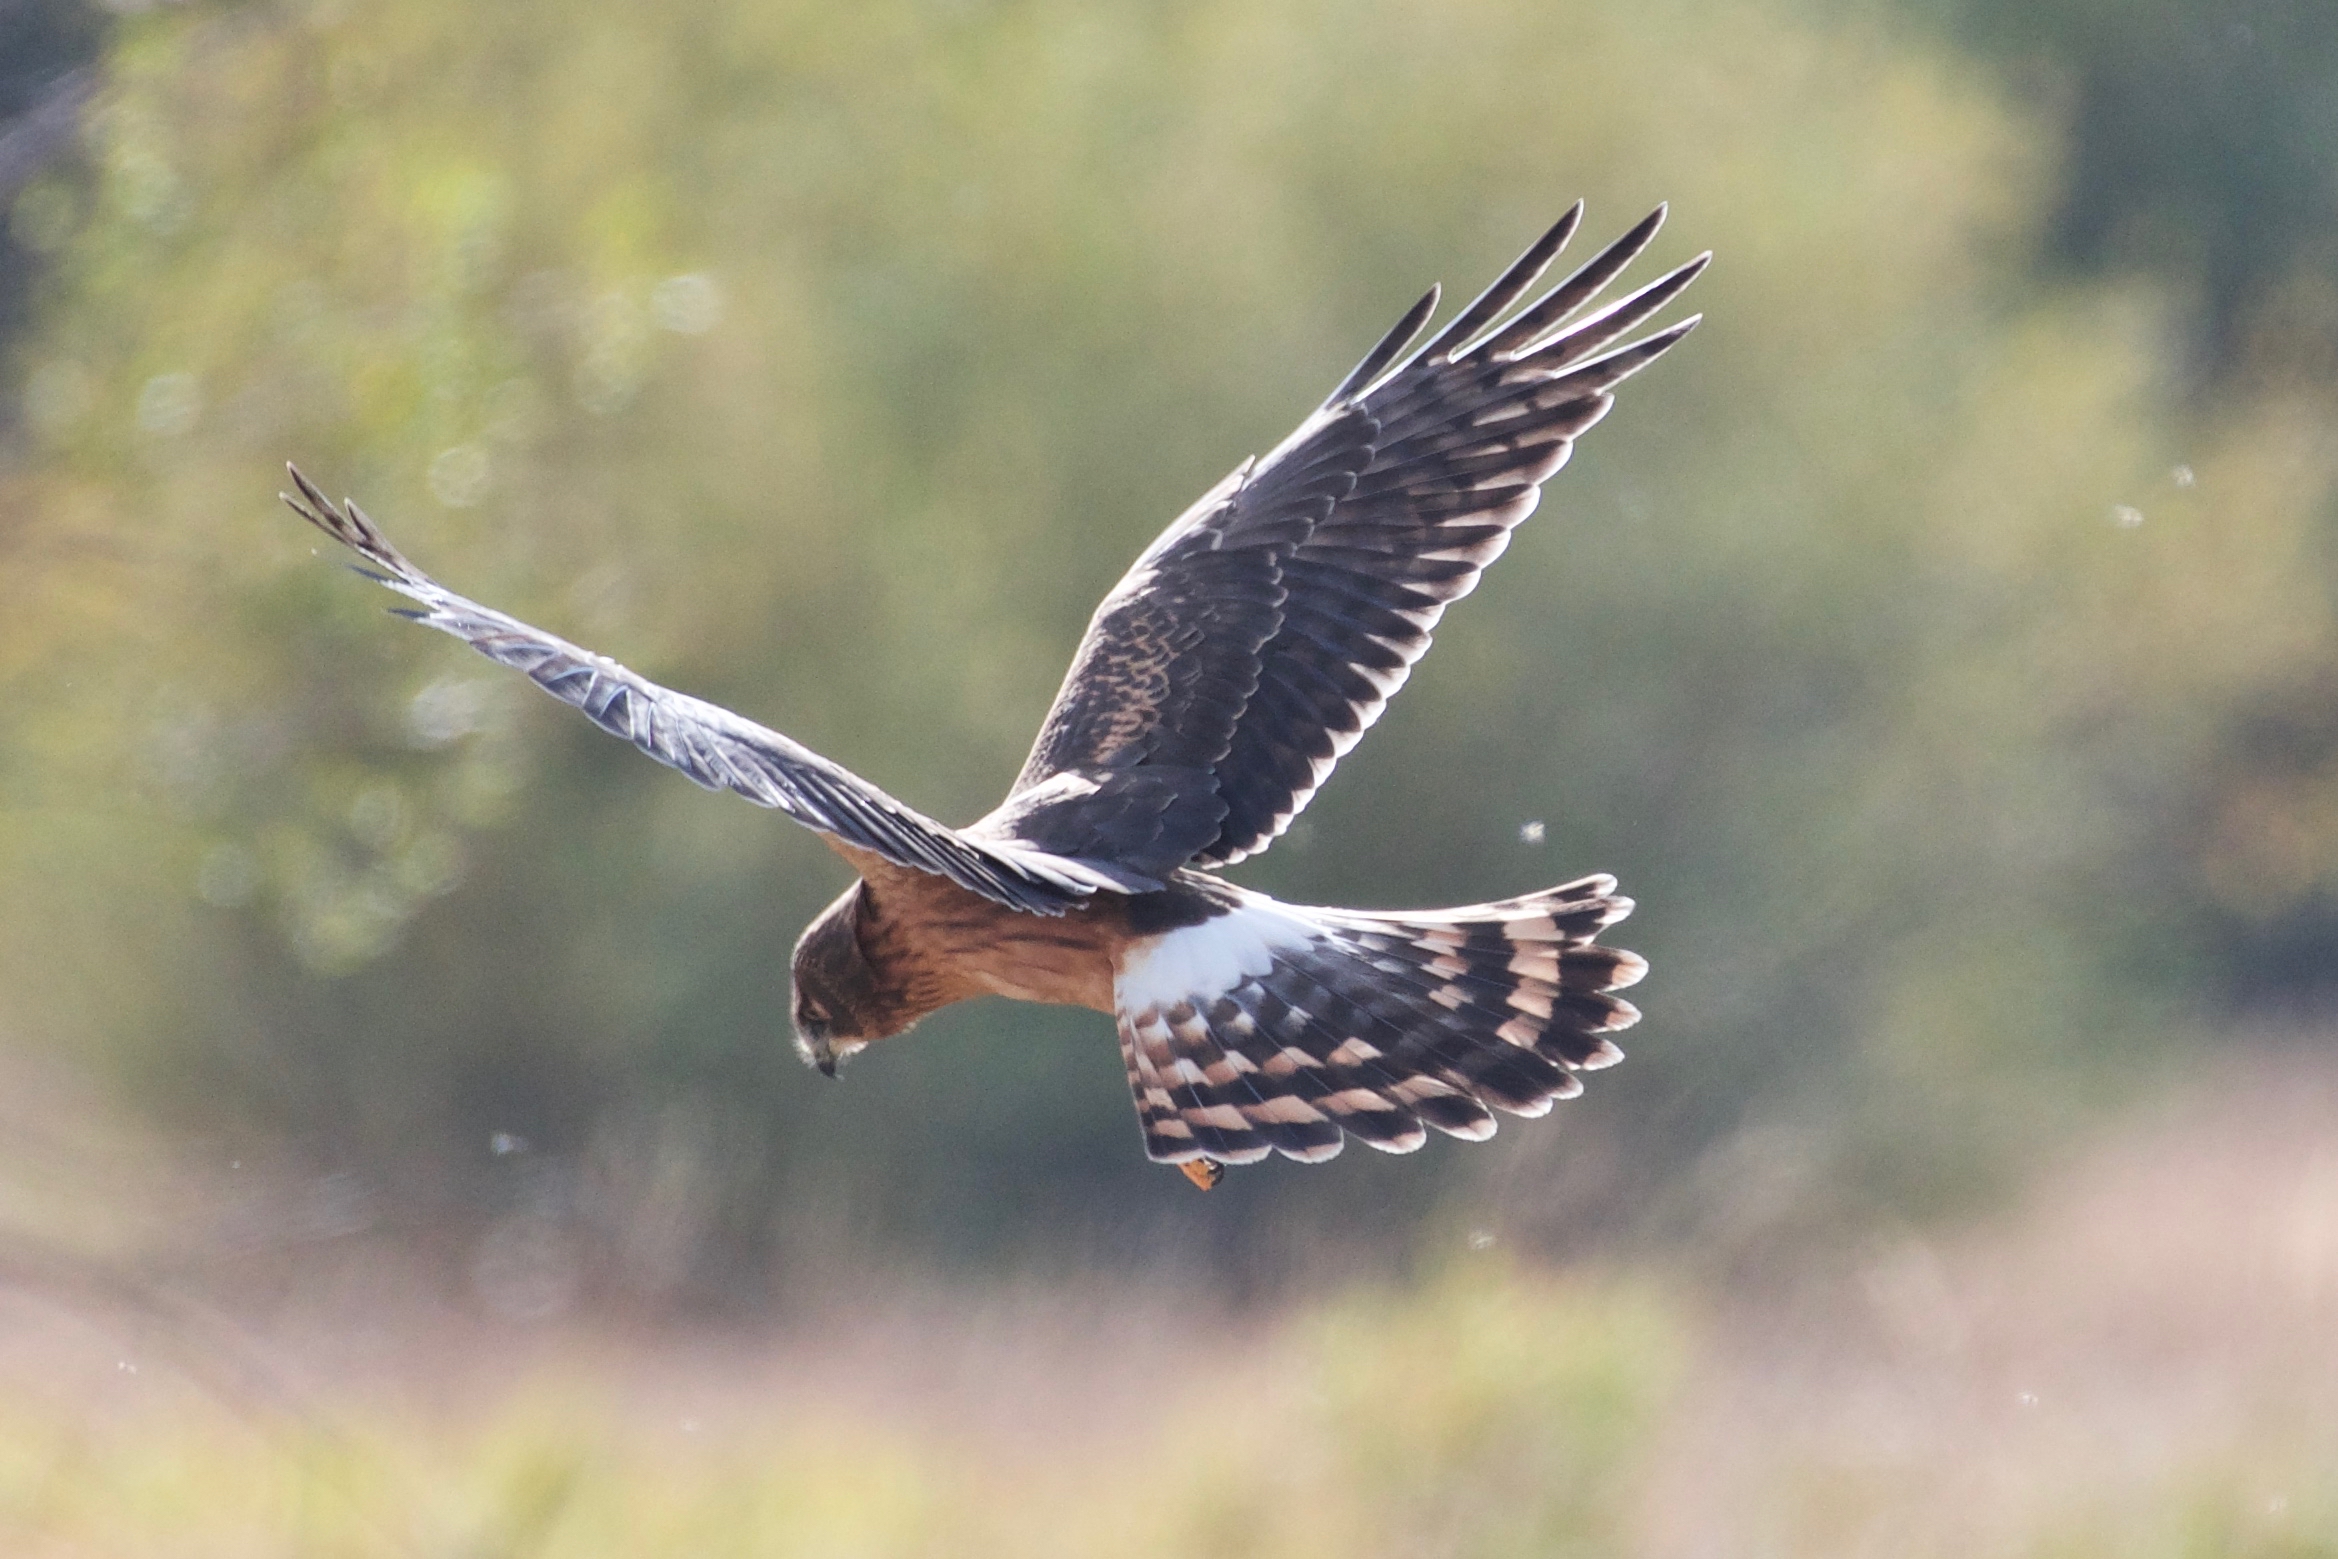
left=1179, top=1158, right=1225, bottom=1191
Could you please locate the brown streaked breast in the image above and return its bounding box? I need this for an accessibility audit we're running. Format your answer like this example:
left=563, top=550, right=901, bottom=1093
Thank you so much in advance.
left=846, top=850, right=1125, bottom=1018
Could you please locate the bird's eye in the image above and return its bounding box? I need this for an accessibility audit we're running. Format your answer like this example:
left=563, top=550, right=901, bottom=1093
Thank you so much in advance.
left=801, top=1000, right=830, bottom=1024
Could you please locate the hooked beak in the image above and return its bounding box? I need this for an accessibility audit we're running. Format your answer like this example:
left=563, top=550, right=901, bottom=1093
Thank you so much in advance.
left=793, top=1021, right=839, bottom=1079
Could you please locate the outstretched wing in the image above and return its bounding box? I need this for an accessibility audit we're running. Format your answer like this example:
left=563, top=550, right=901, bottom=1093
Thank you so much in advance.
left=994, top=205, right=1705, bottom=875
left=971, top=406, right=1378, bottom=880
left=282, top=468, right=1149, bottom=916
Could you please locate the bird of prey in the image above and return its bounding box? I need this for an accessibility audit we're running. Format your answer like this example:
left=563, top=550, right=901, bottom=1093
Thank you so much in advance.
left=286, top=203, right=1703, bottom=1191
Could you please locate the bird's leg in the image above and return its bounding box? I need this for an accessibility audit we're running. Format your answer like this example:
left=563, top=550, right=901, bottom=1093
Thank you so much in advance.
left=1179, top=1158, right=1225, bottom=1191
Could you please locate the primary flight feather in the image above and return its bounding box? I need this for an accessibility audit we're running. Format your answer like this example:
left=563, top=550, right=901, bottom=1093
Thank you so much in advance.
left=285, top=204, right=1703, bottom=1189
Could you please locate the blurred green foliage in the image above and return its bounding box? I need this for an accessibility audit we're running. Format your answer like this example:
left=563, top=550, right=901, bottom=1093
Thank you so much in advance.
left=1932, top=0, right=2338, bottom=381
left=0, top=0, right=2335, bottom=1295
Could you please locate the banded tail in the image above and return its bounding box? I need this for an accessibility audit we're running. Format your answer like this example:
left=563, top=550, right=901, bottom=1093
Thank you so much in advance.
left=1113, top=876, right=1643, bottom=1173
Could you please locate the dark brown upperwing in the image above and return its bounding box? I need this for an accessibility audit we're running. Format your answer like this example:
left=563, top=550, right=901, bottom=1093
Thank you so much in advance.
left=984, top=206, right=1703, bottom=877
left=1200, top=206, right=1704, bottom=864
left=973, top=407, right=1376, bottom=880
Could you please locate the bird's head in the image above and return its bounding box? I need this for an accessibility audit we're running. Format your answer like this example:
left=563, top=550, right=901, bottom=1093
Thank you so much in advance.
left=789, top=882, right=890, bottom=1077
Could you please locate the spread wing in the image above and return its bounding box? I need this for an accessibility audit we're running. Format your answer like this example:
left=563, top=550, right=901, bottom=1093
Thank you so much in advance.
left=282, top=468, right=1150, bottom=916
left=990, top=204, right=1705, bottom=875
left=969, top=405, right=1379, bottom=880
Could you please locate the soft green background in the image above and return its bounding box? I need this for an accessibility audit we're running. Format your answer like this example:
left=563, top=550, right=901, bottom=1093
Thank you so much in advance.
left=0, top=0, right=2332, bottom=1294
left=3, top=1, right=2338, bottom=1554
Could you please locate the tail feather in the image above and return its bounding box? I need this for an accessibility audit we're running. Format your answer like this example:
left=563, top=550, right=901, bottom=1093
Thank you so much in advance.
left=1114, top=875, right=1644, bottom=1169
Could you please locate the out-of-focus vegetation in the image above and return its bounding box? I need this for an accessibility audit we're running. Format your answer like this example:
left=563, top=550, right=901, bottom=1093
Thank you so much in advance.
left=0, top=0, right=2334, bottom=1300
left=4, top=1070, right=2336, bottom=1557
left=1919, top=0, right=2338, bottom=1004
left=0, top=0, right=101, bottom=342
left=2, top=0, right=2337, bottom=1549
left=0, top=1263, right=1685, bottom=1557
left=1936, top=0, right=2338, bottom=382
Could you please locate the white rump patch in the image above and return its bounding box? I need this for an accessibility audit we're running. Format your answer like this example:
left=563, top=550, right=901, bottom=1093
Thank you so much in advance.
left=1115, top=894, right=1320, bottom=1016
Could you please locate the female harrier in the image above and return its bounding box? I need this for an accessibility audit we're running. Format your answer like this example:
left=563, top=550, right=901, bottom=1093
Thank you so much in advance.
left=286, top=204, right=1703, bottom=1189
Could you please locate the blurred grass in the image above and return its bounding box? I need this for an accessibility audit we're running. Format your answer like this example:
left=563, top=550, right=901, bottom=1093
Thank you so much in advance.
left=5, top=1060, right=2338, bottom=1558
left=0, top=1266, right=1683, bottom=1558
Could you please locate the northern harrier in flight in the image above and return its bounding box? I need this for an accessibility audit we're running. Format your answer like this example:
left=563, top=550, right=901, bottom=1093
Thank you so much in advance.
left=287, top=204, right=1703, bottom=1190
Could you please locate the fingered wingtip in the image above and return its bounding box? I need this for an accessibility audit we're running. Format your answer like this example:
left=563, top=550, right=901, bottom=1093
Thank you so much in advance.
left=283, top=461, right=332, bottom=513
left=1537, top=201, right=1586, bottom=254
left=280, top=461, right=340, bottom=534
left=1607, top=315, right=1702, bottom=364
left=280, top=461, right=420, bottom=579
left=1616, top=203, right=1669, bottom=258
left=1328, top=280, right=1444, bottom=403
left=1619, top=203, right=1666, bottom=244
